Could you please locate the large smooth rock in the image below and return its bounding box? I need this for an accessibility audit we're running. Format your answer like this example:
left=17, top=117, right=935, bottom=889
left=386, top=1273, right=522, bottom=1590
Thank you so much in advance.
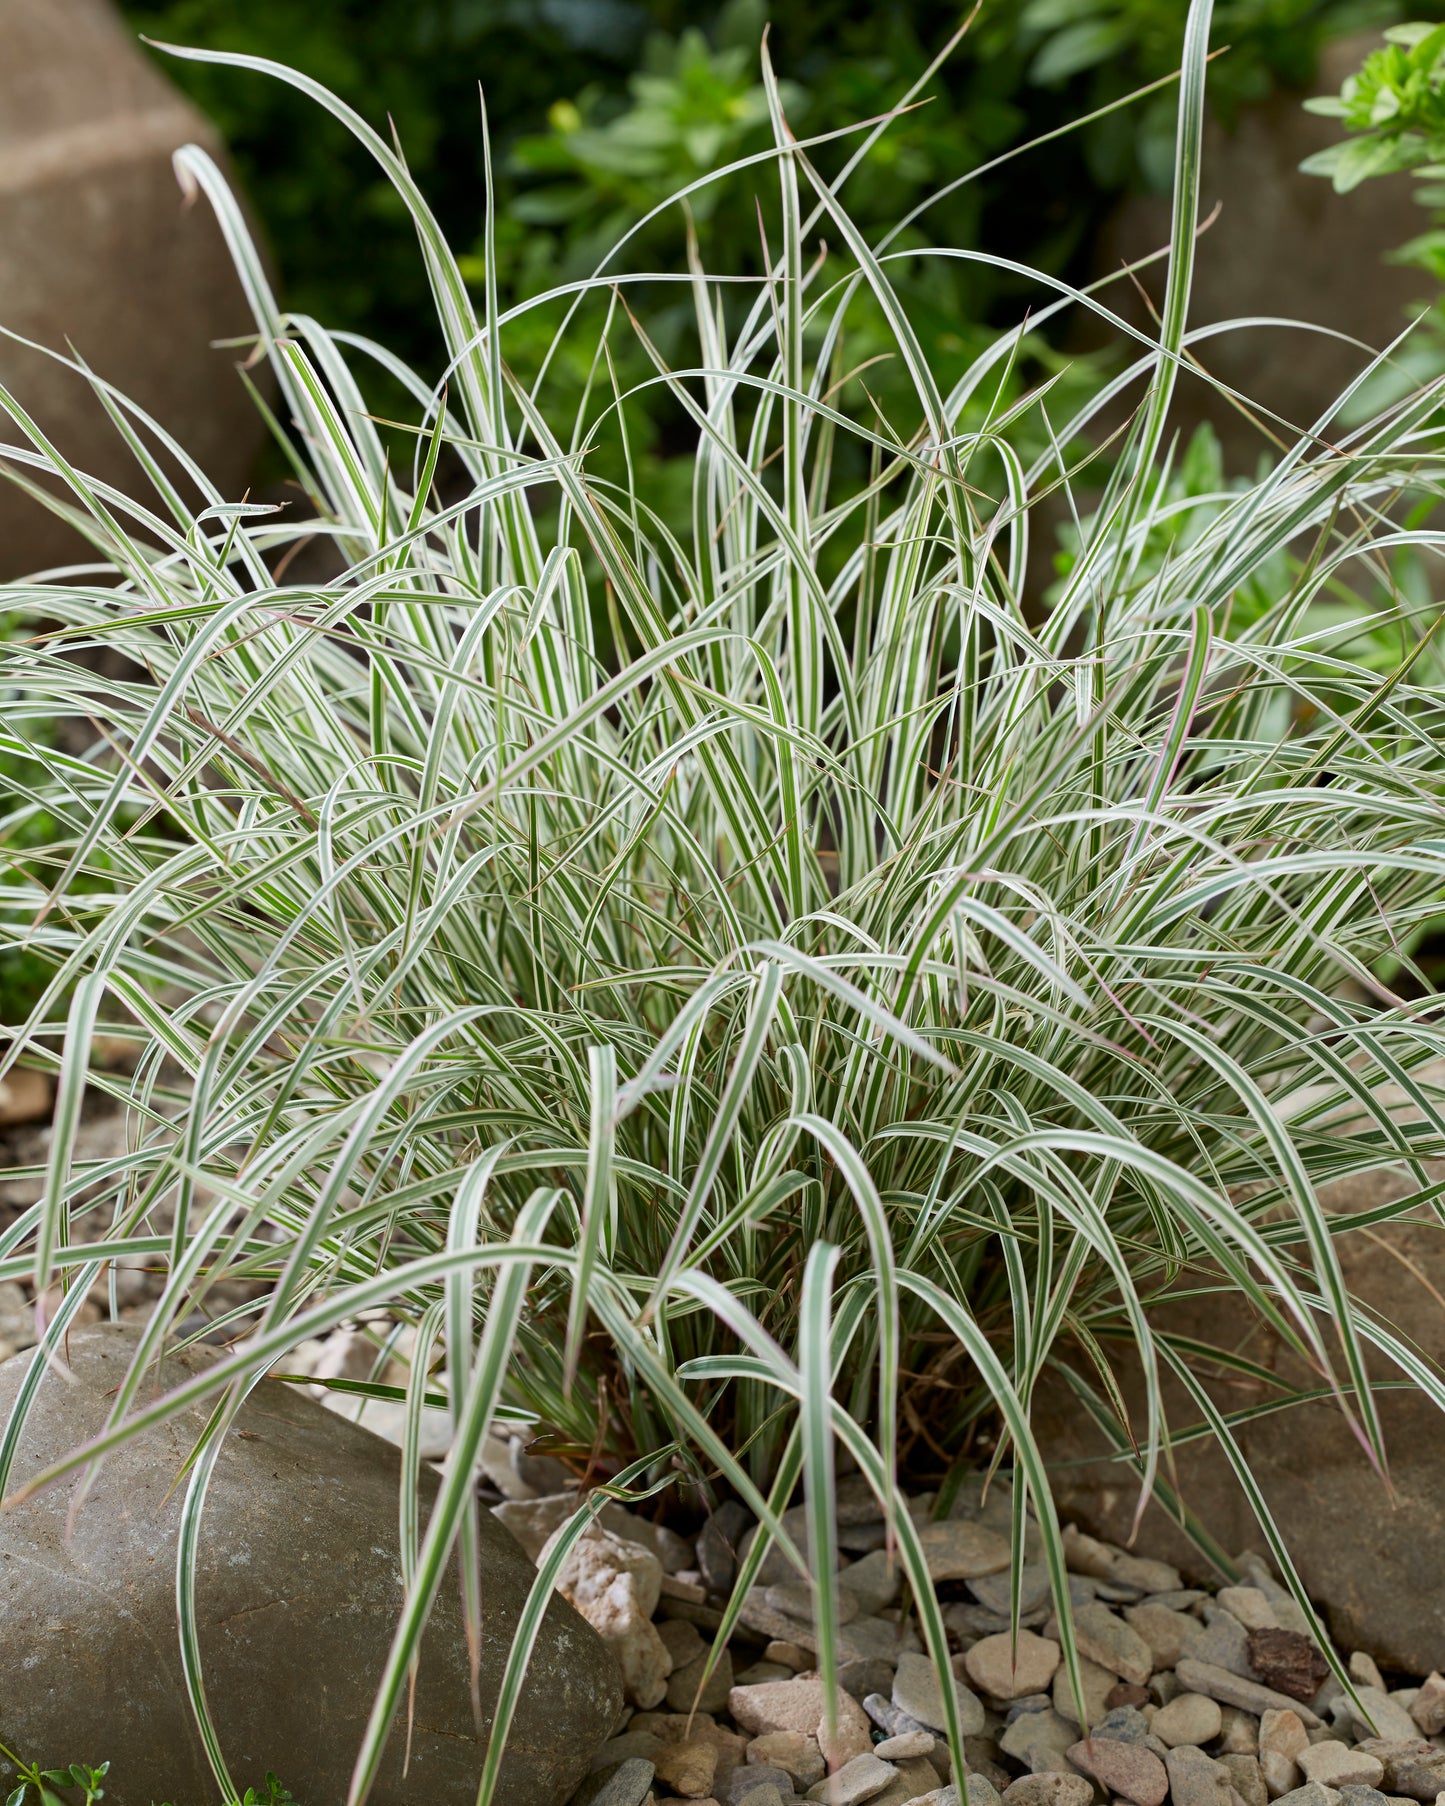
left=0, top=1325, right=623, bottom=1806
left=0, top=0, right=267, bottom=577
left=1087, top=33, right=1426, bottom=469
left=1037, top=1160, right=1445, bottom=1673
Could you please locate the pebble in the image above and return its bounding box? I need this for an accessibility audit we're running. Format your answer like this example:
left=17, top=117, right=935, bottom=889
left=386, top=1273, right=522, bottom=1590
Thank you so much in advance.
left=728, top=1676, right=872, bottom=1766
left=918, top=1519, right=1012, bottom=1581
left=839, top=1550, right=902, bottom=1615
left=732, top=1786, right=787, bottom=1806
left=1246, top=1632, right=1331, bottom=1704
left=1066, top=1736, right=1169, bottom=1806
left=1220, top=1755, right=1269, bottom=1806
left=1176, top=1659, right=1323, bottom=1728
left=864, top=1693, right=930, bottom=1739
left=1271, top=1785, right=1341, bottom=1806
left=1154, top=1694, right=1224, bottom=1748
left=1349, top=1655, right=1386, bottom=1692
left=727, top=1766, right=792, bottom=1803
left=544, top=1523, right=674, bottom=1709
left=1299, top=1747, right=1385, bottom=1790
left=747, top=1731, right=825, bottom=1787
left=1001, top=1777, right=1094, bottom=1806
left=971, top=1565, right=1055, bottom=1618
left=1065, top=1602, right=1154, bottom=1687
left=1165, top=1744, right=1241, bottom=1806
left=999, top=1708, right=1081, bottom=1775
left=669, top=1647, right=735, bottom=1714
left=659, top=1618, right=707, bottom=1667
left=874, top=1731, right=936, bottom=1759
left=1345, top=1690, right=1418, bottom=1745
left=1218, top=1709, right=1261, bottom=1755
left=1108, top=1683, right=1154, bottom=1711
left=1259, top=1707, right=1310, bottom=1797
left=839, top=1658, right=896, bottom=1702
left=1335, top=1790, right=1390, bottom=1806
left=1219, top=1588, right=1280, bottom=1633
left=590, top=1732, right=665, bottom=1771
left=803, top=1751, right=898, bottom=1805
left=767, top=1580, right=859, bottom=1625
left=698, top=1502, right=752, bottom=1596
left=965, top=1631, right=1062, bottom=1701
left=892, top=1652, right=987, bottom=1737
left=1054, top=1654, right=1118, bottom=1729
left=1193, top=1609, right=1254, bottom=1681
left=764, top=1641, right=812, bottom=1671
left=1092, top=1706, right=1161, bottom=1749
left=1408, top=1672, right=1445, bottom=1736
left=654, top=1738, right=720, bottom=1798
left=576, top=1758, right=658, bottom=1806
left=1062, top=1528, right=1182, bottom=1596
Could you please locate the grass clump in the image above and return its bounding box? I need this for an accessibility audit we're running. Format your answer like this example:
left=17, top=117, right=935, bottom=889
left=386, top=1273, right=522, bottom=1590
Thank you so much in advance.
left=3, top=2, right=1445, bottom=1800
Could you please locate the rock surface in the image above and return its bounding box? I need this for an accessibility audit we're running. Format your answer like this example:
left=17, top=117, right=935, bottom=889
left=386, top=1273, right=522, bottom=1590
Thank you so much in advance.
left=0, top=0, right=268, bottom=578
left=1035, top=1156, right=1445, bottom=1673
left=1083, top=34, right=1429, bottom=473
left=0, top=1326, right=622, bottom=1806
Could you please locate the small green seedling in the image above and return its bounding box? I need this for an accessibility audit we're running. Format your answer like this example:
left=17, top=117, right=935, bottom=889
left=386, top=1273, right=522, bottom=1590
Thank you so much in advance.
left=0, top=1743, right=108, bottom=1806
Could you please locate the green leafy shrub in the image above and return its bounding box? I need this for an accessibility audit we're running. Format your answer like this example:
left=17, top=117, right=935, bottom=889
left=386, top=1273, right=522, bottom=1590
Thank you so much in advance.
left=5, top=5, right=1445, bottom=1802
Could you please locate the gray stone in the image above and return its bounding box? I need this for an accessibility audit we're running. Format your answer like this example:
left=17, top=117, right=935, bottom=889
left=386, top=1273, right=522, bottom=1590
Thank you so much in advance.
left=970, top=1564, right=1054, bottom=1618
left=999, top=1708, right=1081, bottom=1776
left=1408, top=1672, right=1445, bottom=1737
left=667, top=1644, right=734, bottom=1714
left=1176, top=1661, right=1323, bottom=1729
left=1166, top=1746, right=1243, bottom=1806
left=963, top=1630, right=1061, bottom=1701
left=804, top=1751, right=898, bottom=1804
left=1053, top=1654, right=1118, bottom=1730
left=0, top=0, right=269, bottom=580
left=1002, top=1778, right=1094, bottom=1806
left=873, top=1731, right=935, bottom=1760
left=917, top=1518, right=1012, bottom=1580
left=0, top=1325, right=622, bottom=1806
left=864, top=1693, right=930, bottom=1739
left=587, top=1734, right=663, bottom=1773
left=839, top=1658, right=897, bottom=1702
left=839, top=1548, right=903, bottom=1615
left=1335, top=1790, right=1389, bottom=1806
left=1067, top=1737, right=1169, bottom=1806
left=1154, top=1693, right=1224, bottom=1748
left=1092, top=1705, right=1158, bottom=1747
left=727, top=1768, right=795, bottom=1805
left=964, top=1776, right=1004, bottom=1806
left=1299, top=1748, right=1385, bottom=1790
left=698, top=1500, right=752, bottom=1595
left=1271, top=1786, right=1339, bottom=1806
left=1194, top=1608, right=1255, bottom=1680
left=1220, top=1755, right=1269, bottom=1806
left=1346, top=1690, right=1419, bottom=1746
left=571, top=1760, right=656, bottom=1806
left=733, top=1787, right=789, bottom=1806
left=1062, top=1601, right=1153, bottom=1687
left=892, top=1652, right=986, bottom=1737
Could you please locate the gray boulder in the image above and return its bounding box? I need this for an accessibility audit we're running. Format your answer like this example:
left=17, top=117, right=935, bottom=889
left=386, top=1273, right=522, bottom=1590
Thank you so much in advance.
left=0, top=0, right=267, bottom=578
left=0, top=1325, right=623, bottom=1806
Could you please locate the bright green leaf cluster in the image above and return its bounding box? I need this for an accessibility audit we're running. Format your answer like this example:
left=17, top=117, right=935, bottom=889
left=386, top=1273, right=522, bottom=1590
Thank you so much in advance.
left=1302, top=21, right=1445, bottom=188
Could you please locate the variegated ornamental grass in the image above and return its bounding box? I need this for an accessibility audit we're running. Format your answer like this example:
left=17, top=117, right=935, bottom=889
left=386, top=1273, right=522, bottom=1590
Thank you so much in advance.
left=3, top=0, right=1445, bottom=1798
